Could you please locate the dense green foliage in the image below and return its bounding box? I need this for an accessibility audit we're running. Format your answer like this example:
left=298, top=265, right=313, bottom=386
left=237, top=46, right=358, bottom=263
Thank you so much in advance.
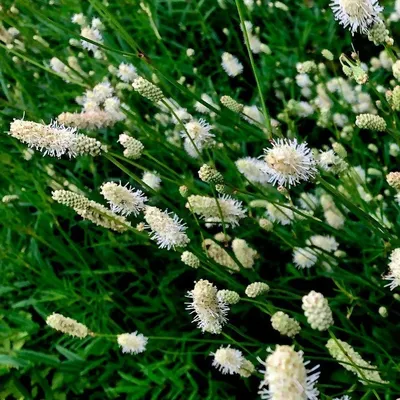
left=1, top=0, right=400, bottom=399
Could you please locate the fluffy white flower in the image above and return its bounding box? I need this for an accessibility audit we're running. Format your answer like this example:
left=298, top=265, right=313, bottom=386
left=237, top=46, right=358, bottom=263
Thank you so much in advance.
left=211, top=346, right=244, bottom=374
left=330, top=0, right=383, bottom=35
left=50, top=57, right=67, bottom=74
left=384, top=248, right=400, bottom=290
left=182, top=118, right=215, bottom=158
left=266, top=203, right=294, bottom=225
left=242, top=105, right=265, bottom=124
left=221, top=52, right=243, bottom=77
left=118, top=62, right=138, bottom=82
left=194, top=93, right=219, bottom=114
left=263, top=138, right=317, bottom=187
left=186, top=279, right=229, bottom=334
left=307, top=235, right=339, bottom=253
left=9, top=119, right=102, bottom=158
left=293, top=247, right=317, bottom=269
left=144, top=206, right=189, bottom=250
left=187, top=195, right=246, bottom=227
left=258, top=345, right=320, bottom=400
left=142, top=171, right=161, bottom=191
left=235, top=157, right=271, bottom=185
left=80, top=26, right=103, bottom=52
left=100, top=182, right=147, bottom=216
left=117, top=332, right=148, bottom=354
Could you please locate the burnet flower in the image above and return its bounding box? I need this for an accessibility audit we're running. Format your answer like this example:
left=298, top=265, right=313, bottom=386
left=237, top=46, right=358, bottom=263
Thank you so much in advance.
left=187, top=195, right=246, bottom=227
left=293, top=247, right=318, bottom=269
left=143, top=206, right=189, bottom=250
left=100, top=182, right=147, bottom=216
left=245, top=282, right=270, bottom=298
left=117, top=332, right=148, bottom=354
left=118, top=133, right=144, bottom=160
left=211, top=346, right=245, bottom=375
left=330, top=0, right=383, bottom=35
left=186, top=279, right=229, bottom=334
left=211, top=346, right=255, bottom=377
left=182, top=118, right=215, bottom=158
left=384, top=248, right=400, bottom=290
left=46, top=313, right=90, bottom=338
left=142, top=171, right=162, bottom=191
left=232, top=238, right=258, bottom=269
left=117, top=62, right=138, bottom=82
left=258, top=345, right=320, bottom=400
left=326, top=338, right=386, bottom=384
left=52, top=190, right=131, bottom=233
left=271, top=311, right=301, bottom=338
left=302, top=291, right=334, bottom=331
left=9, top=119, right=103, bottom=158
left=235, top=157, right=271, bottom=185
left=221, top=52, right=243, bottom=77
left=262, top=138, right=317, bottom=187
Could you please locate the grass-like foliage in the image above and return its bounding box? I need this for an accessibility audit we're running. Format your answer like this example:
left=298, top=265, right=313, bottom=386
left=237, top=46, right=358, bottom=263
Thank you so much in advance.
left=1, top=0, right=400, bottom=399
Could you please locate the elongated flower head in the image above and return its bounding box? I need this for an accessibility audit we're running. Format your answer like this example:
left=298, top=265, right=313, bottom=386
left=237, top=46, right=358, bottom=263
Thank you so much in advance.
left=271, top=311, right=301, bottom=337
left=182, top=118, right=215, bottom=158
left=117, top=62, right=138, bottom=82
left=9, top=119, right=102, bottom=158
left=118, top=133, right=144, bottom=159
left=100, top=182, right=147, bottom=216
left=245, top=282, right=269, bottom=298
left=235, top=157, right=271, bottom=185
left=384, top=248, right=400, bottom=290
left=258, top=345, right=320, bottom=400
left=356, top=113, right=386, bottom=131
left=293, top=247, right=318, bottom=269
left=46, top=313, right=90, bottom=338
left=186, top=279, right=229, bottom=334
left=202, top=239, right=240, bottom=272
left=181, top=251, right=200, bottom=268
left=198, top=164, right=224, bottom=184
left=132, top=77, right=164, bottom=102
left=144, top=206, right=189, bottom=250
left=52, top=190, right=131, bottom=232
left=232, top=238, right=258, bottom=269
left=330, top=0, right=383, bottom=35
left=302, top=291, right=334, bottom=331
left=187, top=195, right=246, bottom=227
left=220, top=95, right=244, bottom=113
left=263, top=138, right=317, bottom=187
left=221, top=52, right=243, bottom=77
left=117, top=332, right=148, bottom=354
left=326, top=338, right=386, bottom=384
left=211, top=346, right=245, bottom=375
left=217, top=290, right=240, bottom=305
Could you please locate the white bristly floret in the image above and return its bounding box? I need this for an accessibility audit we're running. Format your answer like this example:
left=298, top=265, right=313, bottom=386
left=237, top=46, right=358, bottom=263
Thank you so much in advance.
left=384, top=248, right=400, bottom=290
left=117, top=62, right=138, bottom=82
left=293, top=247, right=318, bottom=269
left=235, top=157, right=271, bottom=185
left=221, top=52, right=244, bottom=77
left=144, top=206, right=190, bottom=250
left=263, top=138, right=317, bottom=187
left=266, top=203, right=294, bottom=225
left=182, top=118, right=215, bottom=158
left=100, top=182, right=147, bottom=216
left=187, top=195, right=246, bottom=227
left=306, top=235, right=339, bottom=253
left=330, top=0, right=383, bottom=35
left=211, top=346, right=245, bottom=375
left=186, top=279, right=229, bottom=334
left=80, top=26, right=103, bottom=52
left=258, top=345, right=320, bottom=400
left=117, top=332, right=148, bottom=354
left=142, top=171, right=162, bottom=191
